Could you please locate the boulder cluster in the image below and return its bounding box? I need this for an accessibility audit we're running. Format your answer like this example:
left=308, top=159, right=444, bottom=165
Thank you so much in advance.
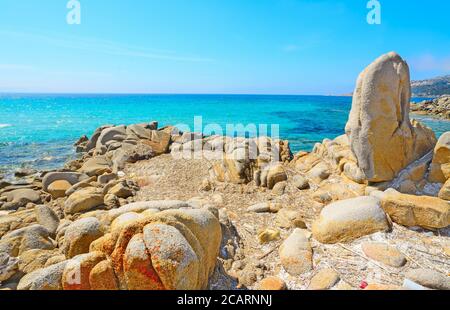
left=411, top=96, right=450, bottom=119
left=1, top=52, right=449, bottom=290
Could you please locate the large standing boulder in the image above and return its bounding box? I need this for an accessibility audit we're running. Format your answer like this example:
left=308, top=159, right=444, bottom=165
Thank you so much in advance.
left=312, top=196, right=391, bottom=244
left=345, top=52, right=436, bottom=183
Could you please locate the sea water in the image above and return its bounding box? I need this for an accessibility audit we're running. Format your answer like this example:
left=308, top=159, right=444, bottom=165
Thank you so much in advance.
left=0, top=94, right=448, bottom=176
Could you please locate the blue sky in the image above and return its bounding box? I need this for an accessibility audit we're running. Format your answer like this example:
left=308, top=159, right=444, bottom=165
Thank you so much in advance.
left=0, top=0, right=449, bottom=94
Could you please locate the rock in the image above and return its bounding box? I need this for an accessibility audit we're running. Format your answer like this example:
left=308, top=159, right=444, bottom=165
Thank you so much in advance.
left=89, top=259, right=119, bottom=290
left=0, top=253, right=19, bottom=282
left=439, top=179, right=450, bottom=200
left=98, top=173, right=117, bottom=185
left=18, top=249, right=59, bottom=274
left=0, top=215, right=23, bottom=238
left=257, top=276, right=287, bottom=290
left=80, top=156, right=112, bottom=177
left=47, top=180, right=72, bottom=198
left=429, top=132, right=450, bottom=183
left=96, top=126, right=127, bottom=149
left=34, top=205, right=60, bottom=235
left=62, top=251, right=106, bottom=290
left=307, top=162, right=331, bottom=182
left=365, top=283, right=402, bottom=290
left=345, top=52, right=436, bottom=182
left=103, top=193, right=119, bottom=209
left=0, top=224, right=55, bottom=256
left=111, top=141, right=155, bottom=171
left=64, top=176, right=96, bottom=197
left=279, top=229, right=312, bottom=276
left=2, top=189, right=41, bottom=210
left=142, top=130, right=171, bottom=155
left=405, top=269, right=450, bottom=290
left=102, top=208, right=221, bottom=290
left=247, top=202, right=281, bottom=213
left=63, top=217, right=104, bottom=258
left=263, top=163, right=287, bottom=189
left=276, top=209, right=306, bottom=229
left=312, top=196, right=391, bottom=244
left=126, top=124, right=152, bottom=140
left=64, top=187, right=105, bottom=215
left=379, top=189, right=450, bottom=229
left=17, top=261, right=68, bottom=290
left=292, top=175, right=310, bottom=190
left=14, top=168, right=36, bottom=177
left=257, top=229, right=280, bottom=244
left=272, top=181, right=287, bottom=195
left=361, top=242, right=406, bottom=267
left=42, top=172, right=89, bottom=191
left=84, top=125, right=112, bottom=151
left=307, top=268, right=340, bottom=290
left=108, top=182, right=133, bottom=199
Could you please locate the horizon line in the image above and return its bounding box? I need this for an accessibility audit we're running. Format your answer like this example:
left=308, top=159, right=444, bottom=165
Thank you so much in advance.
left=0, top=91, right=353, bottom=97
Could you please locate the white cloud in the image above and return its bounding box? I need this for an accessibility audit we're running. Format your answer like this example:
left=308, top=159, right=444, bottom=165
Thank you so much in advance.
left=410, top=54, right=450, bottom=72
left=0, top=30, right=214, bottom=63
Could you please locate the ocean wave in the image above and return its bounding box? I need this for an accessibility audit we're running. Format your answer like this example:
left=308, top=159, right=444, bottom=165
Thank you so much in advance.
left=0, top=124, right=12, bottom=128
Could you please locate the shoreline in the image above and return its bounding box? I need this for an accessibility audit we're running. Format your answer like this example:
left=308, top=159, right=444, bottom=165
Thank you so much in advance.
left=1, top=52, right=449, bottom=291
left=1, top=110, right=450, bottom=182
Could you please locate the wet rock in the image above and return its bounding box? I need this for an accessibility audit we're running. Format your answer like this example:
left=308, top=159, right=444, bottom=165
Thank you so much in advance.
left=14, top=168, right=37, bottom=178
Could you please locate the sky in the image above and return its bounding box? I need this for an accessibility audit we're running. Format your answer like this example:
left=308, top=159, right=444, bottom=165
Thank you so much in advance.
left=0, top=0, right=449, bottom=95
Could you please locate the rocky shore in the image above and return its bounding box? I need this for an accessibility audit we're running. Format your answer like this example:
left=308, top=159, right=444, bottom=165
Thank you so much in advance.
left=1, top=52, right=449, bottom=291
left=411, top=96, right=450, bottom=119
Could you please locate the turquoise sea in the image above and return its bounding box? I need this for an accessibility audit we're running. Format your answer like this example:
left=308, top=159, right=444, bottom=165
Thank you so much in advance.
left=0, top=94, right=449, bottom=177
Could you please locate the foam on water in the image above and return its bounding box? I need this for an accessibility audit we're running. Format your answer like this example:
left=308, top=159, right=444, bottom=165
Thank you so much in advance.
left=0, top=124, right=11, bottom=128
